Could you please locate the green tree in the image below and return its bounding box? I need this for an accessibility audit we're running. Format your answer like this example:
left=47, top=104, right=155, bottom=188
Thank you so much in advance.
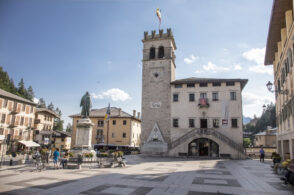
left=17, top=78, right=27, bottom=98
left=66, top=123, right=72, bottom=133
left=38, top=98, right=46, bottom=108
left=27, top=86, right=34, bottom=101
left=48, top=102, right=54, bottom=110
left=53, top=108, right=63, bottom=131
left=243, top=138, right=251, bottom=147
left=54, top=119, right=64, bottom=131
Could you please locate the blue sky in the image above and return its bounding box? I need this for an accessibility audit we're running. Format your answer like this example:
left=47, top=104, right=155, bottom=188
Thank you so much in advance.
left=0, top=0, right=274, bottom=126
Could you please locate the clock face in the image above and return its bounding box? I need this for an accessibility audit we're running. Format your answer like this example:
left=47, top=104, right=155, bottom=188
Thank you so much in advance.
left=150, top=68, right=163, bottom=82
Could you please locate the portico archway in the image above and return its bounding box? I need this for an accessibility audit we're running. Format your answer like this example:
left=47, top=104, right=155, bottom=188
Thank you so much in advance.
left=188, top=138, right=219, bottom=157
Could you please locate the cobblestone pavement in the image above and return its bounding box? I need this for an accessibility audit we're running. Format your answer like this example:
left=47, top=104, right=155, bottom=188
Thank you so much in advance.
left=0, top=155, right=294, bottom=195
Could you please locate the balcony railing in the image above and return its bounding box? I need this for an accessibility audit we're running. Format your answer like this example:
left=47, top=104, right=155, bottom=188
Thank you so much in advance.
left=198, top=98, right=209, bottom=107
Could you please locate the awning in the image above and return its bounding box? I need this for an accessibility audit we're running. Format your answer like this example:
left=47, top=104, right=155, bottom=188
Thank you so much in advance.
left=18, top=141, right=40, bottom=147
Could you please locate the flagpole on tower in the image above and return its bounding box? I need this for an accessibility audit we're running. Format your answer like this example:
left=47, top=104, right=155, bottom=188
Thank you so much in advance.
left=156, top=8, right=162, bottom=30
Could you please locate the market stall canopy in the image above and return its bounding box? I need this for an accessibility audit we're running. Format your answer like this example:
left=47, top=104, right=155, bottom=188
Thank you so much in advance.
left=18, top=141, right=40, bottom=147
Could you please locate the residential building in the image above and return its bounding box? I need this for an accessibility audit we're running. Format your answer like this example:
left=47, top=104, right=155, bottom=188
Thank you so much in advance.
left=0, top=88, right=37, bottom=154
left=34, top=108, right=59, bottom=147
left=52, top=130, right=71, bottom=152
left=141, top=29, right=247, bottom=159
left=70, top=107, right=141, bottom=148
left=254, top=127, right=277, bottom=147
left=264, top=0, right=294, bottom=159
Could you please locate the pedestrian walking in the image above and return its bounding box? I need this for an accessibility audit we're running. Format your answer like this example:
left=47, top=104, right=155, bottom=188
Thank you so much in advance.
left=260, top=146, right=265, bottom=163
left=53, top=148, right=60, bottom=169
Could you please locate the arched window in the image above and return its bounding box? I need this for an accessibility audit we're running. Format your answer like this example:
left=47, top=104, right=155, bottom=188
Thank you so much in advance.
left=158, top=46, right=164, bottom=58
left=288, top=49, right=293, bottom=67
left=149, top=47, right=155, bottom=59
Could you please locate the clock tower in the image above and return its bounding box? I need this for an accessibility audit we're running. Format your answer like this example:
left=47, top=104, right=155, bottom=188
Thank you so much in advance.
left=141, top=29, right=176, bottom=155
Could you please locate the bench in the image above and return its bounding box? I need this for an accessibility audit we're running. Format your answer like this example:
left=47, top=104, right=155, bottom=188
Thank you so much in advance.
left=65, top=157, right=83, bottom=169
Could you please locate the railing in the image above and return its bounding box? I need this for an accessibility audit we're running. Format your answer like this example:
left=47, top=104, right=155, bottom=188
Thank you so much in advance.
left=170, top=128, right=244, bottom=154
left=198, top=98, right=209, bottom=107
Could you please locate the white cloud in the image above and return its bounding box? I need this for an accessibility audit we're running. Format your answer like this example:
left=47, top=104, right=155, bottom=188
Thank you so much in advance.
left=242, top=92, right=275, bottom=117
left=248, top=65, right=272, bottom=74
left=234, top=64, right=242, bottom=70
left=242, top=92, right=273, bottom=106
left=33, top=98, right=39, bottom=104
left=242, top=47, right=273, bottom=75
left=195, top=70, right=203, bottom=74
left=243, top=48, right=265, bottom=65
left=202, top=61, right=230, bottom=73
left=184, top=54, right=198, bottom=64
left=92, top=88, right=131, bottom=102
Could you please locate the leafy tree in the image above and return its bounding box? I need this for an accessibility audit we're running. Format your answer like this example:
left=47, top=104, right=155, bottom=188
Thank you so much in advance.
left=48, top=102, right=54, bottom=110
left=66, top=123, right=72, bottom=133
left=243, top=138, right=251, bottom=147
left=38, top=98, right=46, bottom=108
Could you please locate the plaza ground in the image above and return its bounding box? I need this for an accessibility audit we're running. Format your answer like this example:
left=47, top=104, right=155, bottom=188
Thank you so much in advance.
left=0, top=155, right=293, bottom=195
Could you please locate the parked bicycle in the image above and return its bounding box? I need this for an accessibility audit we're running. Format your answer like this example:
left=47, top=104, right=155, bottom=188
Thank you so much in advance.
left=33, top=155, right=45, bottom=171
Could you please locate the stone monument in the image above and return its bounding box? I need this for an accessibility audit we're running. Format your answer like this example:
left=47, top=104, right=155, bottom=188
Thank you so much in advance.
left=71, top=92, right=95, bottom=157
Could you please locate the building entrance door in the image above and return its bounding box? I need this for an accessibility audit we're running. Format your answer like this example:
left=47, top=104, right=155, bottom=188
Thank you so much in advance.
left=200, top=119, right=207, bottom=128
left=188, top=138, right=219, bottom=157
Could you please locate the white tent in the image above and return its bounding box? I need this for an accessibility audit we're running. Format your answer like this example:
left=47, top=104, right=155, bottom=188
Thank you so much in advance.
left=18, top=141, right=40, bottom=148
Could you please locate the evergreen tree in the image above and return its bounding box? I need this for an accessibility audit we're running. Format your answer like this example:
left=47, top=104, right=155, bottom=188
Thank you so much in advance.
left=27, top=86, right=34, bottom=101
left=0, top=66, right=35, bottom=101
left=54, top=120, right=64, bottom=131
left=38, top=98, right=46, bottom=108
left=53, top=108, right=63, bottom=131
left=0, top=67, right=11, bottom=92
left=66, top=123, right=72, bottom=133
left=17, top=78, right=27, bottom=98
left=55, top=107, right=62, bottom=116
left=48, top=102, right=54, bottom=110
left=9, top=79, right=17, bottom=94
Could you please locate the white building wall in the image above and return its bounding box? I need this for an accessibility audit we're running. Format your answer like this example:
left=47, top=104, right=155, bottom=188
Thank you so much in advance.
left=171, top=82, right=243, bottom=145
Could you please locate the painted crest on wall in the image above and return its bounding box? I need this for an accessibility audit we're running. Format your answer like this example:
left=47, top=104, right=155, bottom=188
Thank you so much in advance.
left=146, top=122, right=165, bottom=143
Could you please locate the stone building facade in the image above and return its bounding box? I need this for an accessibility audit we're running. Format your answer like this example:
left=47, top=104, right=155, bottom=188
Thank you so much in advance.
left=264, top=0, right=294, bottom=159
left=34, top=108, right=59, bottom=147
left=254, top=127, right=277, bottom=148
left=141, top=29, right=247, bottom=159
left=0, top=89, right=36, bottom=154
left=70, top=107, right=141, bottom=148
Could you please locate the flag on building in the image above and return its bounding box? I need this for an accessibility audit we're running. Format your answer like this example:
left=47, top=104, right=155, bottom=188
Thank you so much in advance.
left=156, top=8, right=161, bottom=26
left=104, top=103, right=110, bottom=121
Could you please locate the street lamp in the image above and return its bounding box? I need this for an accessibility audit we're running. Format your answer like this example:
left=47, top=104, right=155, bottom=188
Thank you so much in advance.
left=266, top=81, right=288, bottom=95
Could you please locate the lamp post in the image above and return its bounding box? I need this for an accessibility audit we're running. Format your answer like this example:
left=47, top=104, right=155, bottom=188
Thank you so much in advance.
left=266, top=81, right=288, bottom=95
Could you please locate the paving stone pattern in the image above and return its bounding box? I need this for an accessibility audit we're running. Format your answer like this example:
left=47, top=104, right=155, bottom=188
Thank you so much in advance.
left=0, top=156, right=294, bottom=195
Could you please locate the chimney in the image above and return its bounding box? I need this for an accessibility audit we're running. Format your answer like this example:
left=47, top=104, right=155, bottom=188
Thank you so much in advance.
left=133, top=110, right=136, bottom=117
left=118, top=108, right=121, bottom=116
left=137, top=112, right=140, bottom=119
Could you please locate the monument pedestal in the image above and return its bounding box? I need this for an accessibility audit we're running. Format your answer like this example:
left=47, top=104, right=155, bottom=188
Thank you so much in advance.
left=71, top=118, right=95, bottom=157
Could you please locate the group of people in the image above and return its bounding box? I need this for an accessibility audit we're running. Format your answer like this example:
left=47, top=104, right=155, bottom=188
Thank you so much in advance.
left=34, top=148, right=68, bottom=169
left=267, top=150, right=294, bottom=186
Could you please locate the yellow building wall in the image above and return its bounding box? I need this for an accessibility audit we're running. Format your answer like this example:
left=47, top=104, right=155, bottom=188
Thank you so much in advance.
left=71, top=116, right=141, bottom=148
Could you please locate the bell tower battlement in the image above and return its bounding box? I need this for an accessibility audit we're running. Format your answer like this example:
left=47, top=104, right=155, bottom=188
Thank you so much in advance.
left=142, top=28, right=176, bottom=64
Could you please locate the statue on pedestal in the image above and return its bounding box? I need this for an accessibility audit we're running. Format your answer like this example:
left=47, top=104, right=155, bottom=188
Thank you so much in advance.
left=80, top=91, right=92, bottom=118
